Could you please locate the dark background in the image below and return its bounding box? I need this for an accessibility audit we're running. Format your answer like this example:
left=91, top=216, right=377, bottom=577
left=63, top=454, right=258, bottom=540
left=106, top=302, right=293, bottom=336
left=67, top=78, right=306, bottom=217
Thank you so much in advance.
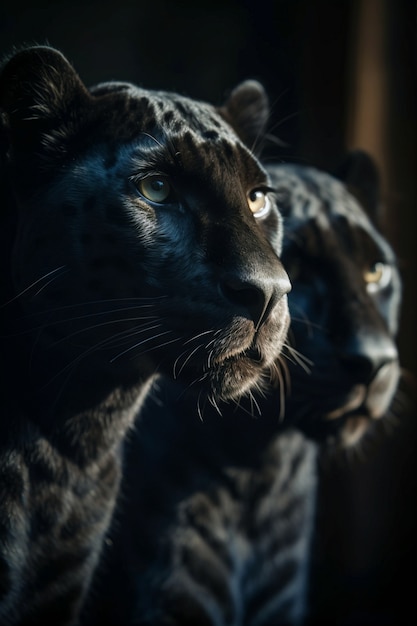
left=1, top=1, right=416, bottom=624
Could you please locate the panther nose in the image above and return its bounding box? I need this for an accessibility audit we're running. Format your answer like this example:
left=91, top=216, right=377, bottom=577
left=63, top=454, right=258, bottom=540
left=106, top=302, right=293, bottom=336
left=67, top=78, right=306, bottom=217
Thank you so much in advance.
left=218, top=270, right=291, bottom=328
left=339, top=332, right=398, bottom=383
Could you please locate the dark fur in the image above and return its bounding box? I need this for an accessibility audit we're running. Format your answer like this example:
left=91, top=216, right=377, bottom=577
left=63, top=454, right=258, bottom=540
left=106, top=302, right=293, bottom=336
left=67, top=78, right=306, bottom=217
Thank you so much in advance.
left=83, top=153, right=402, bottom=625
left=0, top=46, right=290, bottom=625
left=272, top=154, right=401, bottom=447
left=84, top=397, right=317, bottom=626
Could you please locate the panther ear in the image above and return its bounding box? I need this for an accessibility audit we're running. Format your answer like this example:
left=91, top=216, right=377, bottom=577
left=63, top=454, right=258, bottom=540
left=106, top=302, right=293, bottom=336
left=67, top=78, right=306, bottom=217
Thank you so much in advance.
left=333, top=150, right=381, bottom=222
left=218, top=80, right=269, bottom=153
left=0, top=46, right=90, bottom=168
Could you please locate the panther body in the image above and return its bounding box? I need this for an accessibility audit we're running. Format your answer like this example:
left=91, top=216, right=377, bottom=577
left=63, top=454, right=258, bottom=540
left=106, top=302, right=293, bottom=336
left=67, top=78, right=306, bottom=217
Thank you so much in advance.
left=0, top=47, right=289, bottom=625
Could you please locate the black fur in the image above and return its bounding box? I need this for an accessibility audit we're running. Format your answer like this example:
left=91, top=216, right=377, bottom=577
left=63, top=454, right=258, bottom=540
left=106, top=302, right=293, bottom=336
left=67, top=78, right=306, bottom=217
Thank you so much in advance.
left=0, top=46, right=290, bottom=625
left=271, top=155, right=401, bottom=446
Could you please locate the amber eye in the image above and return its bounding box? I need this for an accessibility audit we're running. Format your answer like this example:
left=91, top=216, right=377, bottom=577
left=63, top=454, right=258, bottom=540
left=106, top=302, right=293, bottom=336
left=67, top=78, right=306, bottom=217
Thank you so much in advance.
left=247, top=189, right=271, bottom=218
left=136, top=176, right=172, bottom=203
left=364, top=262, right=392, bottom=293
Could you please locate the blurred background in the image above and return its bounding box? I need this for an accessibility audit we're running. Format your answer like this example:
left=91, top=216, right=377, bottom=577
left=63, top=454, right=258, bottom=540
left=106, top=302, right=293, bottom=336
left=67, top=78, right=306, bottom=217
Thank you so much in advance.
left=1, top=0, right=416, bottom=624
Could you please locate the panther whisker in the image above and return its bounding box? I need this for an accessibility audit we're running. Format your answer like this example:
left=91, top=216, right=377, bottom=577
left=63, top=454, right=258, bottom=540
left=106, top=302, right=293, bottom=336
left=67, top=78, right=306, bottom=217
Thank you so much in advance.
left=280, top=355, right=291, bottom=394
left=262, top=133, right=288, bottom=149
left=204, top=328, right=225, bottom=354
left=6, top=302, right=165, bottom=337
left=248, top=389, right=261, bottom=417
left=290, top=316, right=324, bottom=332
left=39, top=322, right=165, bottom=389
left=31, top=322, right=163, bottom=375
left=173, top=329, right=215, bottom=378
left=173, top=343, right=205, bottom=379
left=231, top=394, right=243, bottom=415
left=109, top=329, right=173, bottom=363
left=181, top=372, right=211, bottom=401
left=0, top=265, right=67, bottom=308
left=39, top=333, right=126, bottom=390
left=206, top=349, right=214, bottom=370
left=172, top=347, right=190, bottom=379
left=273, top=361, right=287, bottom=421
left=32, top=274, right=69, bottom=300
left=207, top=393, right=223, bottom=417
left=288, top=303, right=327, bottom=337
left=138, top=131, right=166, bottom=151
left=232, top=394, right=257, bottom=419
left=267, top=109, right=302, bottom=135
left=183, top=329, right=214, bottom=345
left=24, top=292, right=166, bottom=312
left=22, top=299, right=163, bottom=320
left=47, top=325, right=169, bottom=412
left=90, top=325, right=169, bottom=356
left=196, top=389, right=205, bottom=422
left=135, top=335, right=182, bottom=360
left=49, top=318, right=161, bottom=347
left=283, top=342, right=313, bottom=374
left=173, top=332, right=210, bottom=373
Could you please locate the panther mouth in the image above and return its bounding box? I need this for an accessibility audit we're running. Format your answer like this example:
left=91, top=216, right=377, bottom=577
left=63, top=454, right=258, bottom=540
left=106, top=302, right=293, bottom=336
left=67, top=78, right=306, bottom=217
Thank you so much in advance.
left=209, top=338, right=267, bottom=369
left=245, top=344, right=264, bottom=362
left=320, top=380, right=398, bottom=447
left=213, top=342, right=264, bottom=367
left=324, top=386, right=367, bottom=420
left=324, top=374, right=398, bottom=423
left=168, top=310, right=288, bottom=401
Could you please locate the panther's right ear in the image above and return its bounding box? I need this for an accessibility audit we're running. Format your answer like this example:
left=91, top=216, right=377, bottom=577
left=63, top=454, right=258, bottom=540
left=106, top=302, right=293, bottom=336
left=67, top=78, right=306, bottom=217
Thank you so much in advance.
left=0, top=46, right=90, bottom=166
left=333, top=150, right=381, bottom=223
left=217, top=80, right=269, bottom=154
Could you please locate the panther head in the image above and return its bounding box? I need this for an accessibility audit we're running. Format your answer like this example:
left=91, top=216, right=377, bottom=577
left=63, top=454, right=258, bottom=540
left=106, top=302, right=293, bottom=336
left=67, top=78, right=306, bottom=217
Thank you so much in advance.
left=0, top=46, right=290, bottom=418
left=267, top=152, right=401, bottom=446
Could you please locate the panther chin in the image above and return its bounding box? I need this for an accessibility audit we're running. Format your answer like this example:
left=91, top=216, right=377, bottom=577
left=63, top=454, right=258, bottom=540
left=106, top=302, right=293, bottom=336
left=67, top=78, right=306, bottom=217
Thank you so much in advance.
left=207, top=351, right=274, bottom=402
left=160, top=295, right=290, bottom=403
left=174, top=316, right=290, bottom=403
left=174, top=344, right=280, bottom=404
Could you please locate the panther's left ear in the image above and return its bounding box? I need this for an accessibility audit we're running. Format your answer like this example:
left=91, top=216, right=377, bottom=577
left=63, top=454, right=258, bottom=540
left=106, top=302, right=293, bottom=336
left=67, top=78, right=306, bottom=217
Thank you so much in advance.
left=0, top=46, right=90, bottom=171
left=218, top=80, right=269, bottom=154
left=333, top=150, right=381, bottom=223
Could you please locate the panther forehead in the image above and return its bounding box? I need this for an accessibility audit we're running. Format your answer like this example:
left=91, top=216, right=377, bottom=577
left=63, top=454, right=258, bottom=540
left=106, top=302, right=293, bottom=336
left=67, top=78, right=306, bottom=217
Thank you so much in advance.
left=269, top=163, right=396, bottom=264
left=95, top=84, right=238, bottom=144
left=86, top=85, right=266, bottom=186
left=271, top=165, right=373, bottom=230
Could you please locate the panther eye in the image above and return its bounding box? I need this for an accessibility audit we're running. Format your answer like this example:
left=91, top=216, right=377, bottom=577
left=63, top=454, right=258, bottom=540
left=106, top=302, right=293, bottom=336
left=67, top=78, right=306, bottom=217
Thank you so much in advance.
left=247, top=189, right=271, bottom=218
left=364, top=262, right=392, bottom=293
left=135, top=175, right=172, bottom=204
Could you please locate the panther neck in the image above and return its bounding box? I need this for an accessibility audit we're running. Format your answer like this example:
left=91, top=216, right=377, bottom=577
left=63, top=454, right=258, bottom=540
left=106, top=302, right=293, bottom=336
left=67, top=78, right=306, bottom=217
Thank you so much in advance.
left=2, top=325, right=155, bottom=465
left=50, top=377, right=155, bottom=467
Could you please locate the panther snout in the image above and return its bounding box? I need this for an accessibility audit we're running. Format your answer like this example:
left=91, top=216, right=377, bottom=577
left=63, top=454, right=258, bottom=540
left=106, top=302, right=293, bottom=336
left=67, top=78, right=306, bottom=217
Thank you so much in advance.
left=339, top=330, right=399, bottom=385
left=218, top=268, right=291, bottom=328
